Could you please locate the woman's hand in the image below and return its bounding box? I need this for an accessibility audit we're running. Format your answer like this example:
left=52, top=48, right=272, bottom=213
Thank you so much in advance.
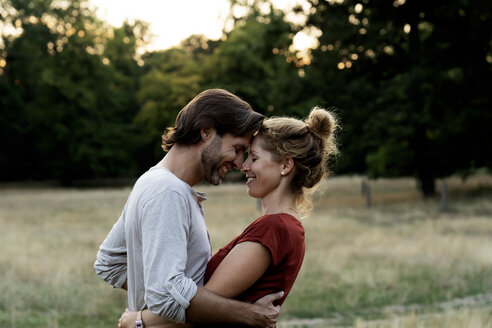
left=118, top=308, right=138, bottom=328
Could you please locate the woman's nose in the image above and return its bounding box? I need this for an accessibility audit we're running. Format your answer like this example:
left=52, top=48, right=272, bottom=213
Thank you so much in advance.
left=240, top=159, right=250, bottom=173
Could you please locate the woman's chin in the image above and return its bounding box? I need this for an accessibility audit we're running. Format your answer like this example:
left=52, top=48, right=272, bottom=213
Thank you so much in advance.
left=247, top=189, right=261, bottom=199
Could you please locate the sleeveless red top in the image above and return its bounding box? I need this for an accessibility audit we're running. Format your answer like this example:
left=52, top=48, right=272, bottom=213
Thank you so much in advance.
left=204, top=213, right=305, bottom=305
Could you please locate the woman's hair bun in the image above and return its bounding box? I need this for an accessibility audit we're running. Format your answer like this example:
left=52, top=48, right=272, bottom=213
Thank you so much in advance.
left=257, top=106, right=339, bottom=218
left=305, top=107, right=337, bottom=140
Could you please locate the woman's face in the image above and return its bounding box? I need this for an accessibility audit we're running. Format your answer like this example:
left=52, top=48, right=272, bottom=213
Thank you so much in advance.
left=241, top=136, right=284, bottom=198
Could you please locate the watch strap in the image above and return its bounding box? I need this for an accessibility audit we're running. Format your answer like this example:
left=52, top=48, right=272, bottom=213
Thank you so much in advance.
left=135, top=310, right=143, bottom=328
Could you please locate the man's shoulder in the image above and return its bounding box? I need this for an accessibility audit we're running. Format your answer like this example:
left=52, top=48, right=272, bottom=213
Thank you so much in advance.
left=133, top=167, right=191, bottom=200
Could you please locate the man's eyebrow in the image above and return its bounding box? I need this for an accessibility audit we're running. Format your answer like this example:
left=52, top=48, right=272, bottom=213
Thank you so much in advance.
left=235, top=144, right=248, bottom=152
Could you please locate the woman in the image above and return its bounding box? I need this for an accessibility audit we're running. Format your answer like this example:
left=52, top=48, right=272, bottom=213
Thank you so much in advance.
left=119, top=107, right=338, bottom=327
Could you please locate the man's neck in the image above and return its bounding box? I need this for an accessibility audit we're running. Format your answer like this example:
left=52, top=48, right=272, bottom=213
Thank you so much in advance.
left=157, top=144, right=203, bottom=187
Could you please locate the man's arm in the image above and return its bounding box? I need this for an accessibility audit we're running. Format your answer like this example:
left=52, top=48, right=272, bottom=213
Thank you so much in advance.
left=189, top=241, right=281, bottom=327
left=186, top=287, right=282, bottom=328
left=94, top=211, right=128, bottom=289
left=140, top=190, right=200, bottom=323
left=120, top=242, right=282, bottom=328
left=187, top=241, right=281, bottom=326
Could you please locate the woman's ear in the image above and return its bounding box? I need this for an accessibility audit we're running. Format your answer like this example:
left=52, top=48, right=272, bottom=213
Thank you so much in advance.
left=200, top=127, right=216, bottom=142
left=281, top=158, right=294, bottom=176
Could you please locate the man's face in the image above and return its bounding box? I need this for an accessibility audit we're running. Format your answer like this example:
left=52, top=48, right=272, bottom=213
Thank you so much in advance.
left=201, top=133, right=252, bottom=185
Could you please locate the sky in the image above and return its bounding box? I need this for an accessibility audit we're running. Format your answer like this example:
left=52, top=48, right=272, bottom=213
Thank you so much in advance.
left=90, top=0, right=230, bottom=51
left=89, top=0, right=316, bottom=52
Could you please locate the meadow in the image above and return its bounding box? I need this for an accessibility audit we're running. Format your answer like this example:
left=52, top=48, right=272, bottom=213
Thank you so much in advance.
left=1, top=175, right=491, bottom=327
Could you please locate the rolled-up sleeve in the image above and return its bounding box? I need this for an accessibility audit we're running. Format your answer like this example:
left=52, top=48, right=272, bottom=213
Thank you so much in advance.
left=141, top=190, right=198, bottom=323
left=94, top=212, right=128, bottom=288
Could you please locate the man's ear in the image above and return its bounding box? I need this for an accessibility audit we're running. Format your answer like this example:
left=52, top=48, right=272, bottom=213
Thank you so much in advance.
left=282, top=157, right=295, bottom=175
left=200, top=127, right=216, bottom=142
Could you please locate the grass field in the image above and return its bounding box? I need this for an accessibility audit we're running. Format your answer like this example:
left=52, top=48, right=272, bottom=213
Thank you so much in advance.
left=1, top=175, right=491, bottom=327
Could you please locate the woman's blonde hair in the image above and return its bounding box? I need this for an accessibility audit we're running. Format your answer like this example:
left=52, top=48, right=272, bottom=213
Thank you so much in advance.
left=257, top=107, right=339, bottom=217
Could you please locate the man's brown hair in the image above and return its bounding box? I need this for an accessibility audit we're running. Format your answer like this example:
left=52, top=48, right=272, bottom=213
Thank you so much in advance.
left=162, top=89, right=263, bottom=151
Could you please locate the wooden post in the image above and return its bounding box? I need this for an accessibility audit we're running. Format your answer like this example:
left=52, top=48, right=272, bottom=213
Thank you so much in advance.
left=440, top=180, right=448, bottom=211
left=365, top=182, right=372, bottom=208
left=361, top=180, right=372, bottom=208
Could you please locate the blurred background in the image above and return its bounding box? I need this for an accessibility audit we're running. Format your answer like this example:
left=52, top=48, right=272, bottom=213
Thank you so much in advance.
left=1, top=0, right=491, bottom=194
left=1, top=0, right=492, bottom=327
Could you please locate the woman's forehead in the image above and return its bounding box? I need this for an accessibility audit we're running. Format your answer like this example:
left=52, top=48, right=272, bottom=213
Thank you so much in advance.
left=250, top=135, right=269, bottom=152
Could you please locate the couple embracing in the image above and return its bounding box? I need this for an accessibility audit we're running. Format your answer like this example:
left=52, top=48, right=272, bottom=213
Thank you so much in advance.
left=95, top=89, right=338, bottom=327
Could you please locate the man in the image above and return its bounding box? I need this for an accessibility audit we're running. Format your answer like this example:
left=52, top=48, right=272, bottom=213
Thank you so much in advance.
left=95, top=89, right=282, bottom=327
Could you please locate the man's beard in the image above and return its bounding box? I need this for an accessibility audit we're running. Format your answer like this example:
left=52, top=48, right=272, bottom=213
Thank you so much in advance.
left=201, top=135, right=225, bottom=185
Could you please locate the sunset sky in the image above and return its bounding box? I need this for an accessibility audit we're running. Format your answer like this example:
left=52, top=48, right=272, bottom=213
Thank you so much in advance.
left=90, top=0, right=316, bottom=52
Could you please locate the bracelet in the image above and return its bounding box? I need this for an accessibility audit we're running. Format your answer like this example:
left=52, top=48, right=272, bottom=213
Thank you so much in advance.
left=135, top=310, right=144, bottom=328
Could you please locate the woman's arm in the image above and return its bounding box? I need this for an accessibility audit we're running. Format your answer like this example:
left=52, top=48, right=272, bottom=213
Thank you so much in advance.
left=119, top=241, right=271, bottom=328
left=203, top=241, right=271, bottom=298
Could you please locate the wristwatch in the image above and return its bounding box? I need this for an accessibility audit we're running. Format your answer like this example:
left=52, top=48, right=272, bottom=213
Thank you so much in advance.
left=136, top=310, right=144, bottom=328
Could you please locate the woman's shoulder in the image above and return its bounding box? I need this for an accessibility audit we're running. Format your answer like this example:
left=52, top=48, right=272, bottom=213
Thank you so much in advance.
left=258, top=213, right=302, bottom=225
left=251, top=213, right=304, bottom=235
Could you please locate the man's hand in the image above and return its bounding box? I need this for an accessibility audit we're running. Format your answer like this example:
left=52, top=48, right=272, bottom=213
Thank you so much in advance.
left=118, top=308, right=135, bottom=328
left=251, top=291, right=283, bottom=328
left=186, top=287, right=283, bottom=327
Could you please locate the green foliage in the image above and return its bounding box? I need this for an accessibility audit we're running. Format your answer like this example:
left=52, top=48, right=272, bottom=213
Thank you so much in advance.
left=134, top=40, right=206, bottom=162
left=0, top=0, right=145, bottom=183
left=305, top=0, right=492, bottom=196
left=132, top=2, right=308, bottom=165
left=1, top=0, right=491, bottom=191
left=204, top=1, right=307, bottom=116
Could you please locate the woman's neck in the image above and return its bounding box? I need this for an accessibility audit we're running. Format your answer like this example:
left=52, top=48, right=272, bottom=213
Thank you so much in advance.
left=260, top=188, right=298, bottom=218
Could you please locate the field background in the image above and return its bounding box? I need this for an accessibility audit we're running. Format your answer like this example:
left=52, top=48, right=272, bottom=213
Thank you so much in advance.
left=1, top=175, right=492, bottom=327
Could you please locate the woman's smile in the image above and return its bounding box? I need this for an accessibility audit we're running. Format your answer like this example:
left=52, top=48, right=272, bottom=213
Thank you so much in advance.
left=246, top=175, right=256, bottom=185
left=241, top=137, right=283, bottom=198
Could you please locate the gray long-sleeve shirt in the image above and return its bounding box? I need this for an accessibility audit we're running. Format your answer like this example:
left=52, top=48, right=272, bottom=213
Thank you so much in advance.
left=94, top=166, right=212, bottom=323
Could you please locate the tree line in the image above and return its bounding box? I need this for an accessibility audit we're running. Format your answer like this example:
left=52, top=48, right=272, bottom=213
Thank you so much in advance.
left=1, top=0, right=491, bottom=196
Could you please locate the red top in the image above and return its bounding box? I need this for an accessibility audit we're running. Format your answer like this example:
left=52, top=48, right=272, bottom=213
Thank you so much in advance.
left=204, top=213, right=305, bottom=306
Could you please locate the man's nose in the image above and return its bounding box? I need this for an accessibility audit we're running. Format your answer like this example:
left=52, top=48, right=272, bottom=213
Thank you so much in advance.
left=234, top=158, right=243, bottom=170
left=234, top=153, right=245, bottom=170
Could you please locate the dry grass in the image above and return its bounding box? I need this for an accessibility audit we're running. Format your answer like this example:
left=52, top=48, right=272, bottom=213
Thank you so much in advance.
left=353, top=306, right=492, bottom=328
left=1, top=174, right=491, bottom=327
left=0, top=188, right=129, bottom=327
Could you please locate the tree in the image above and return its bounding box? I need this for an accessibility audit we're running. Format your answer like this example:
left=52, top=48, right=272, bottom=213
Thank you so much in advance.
left=305, top=0, right=492, bottom=196
left=204, top=0, right=307, bottom=116
left=0, top=0, right=146, bottom=183
left=133, top=35, right=211, bottom=164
